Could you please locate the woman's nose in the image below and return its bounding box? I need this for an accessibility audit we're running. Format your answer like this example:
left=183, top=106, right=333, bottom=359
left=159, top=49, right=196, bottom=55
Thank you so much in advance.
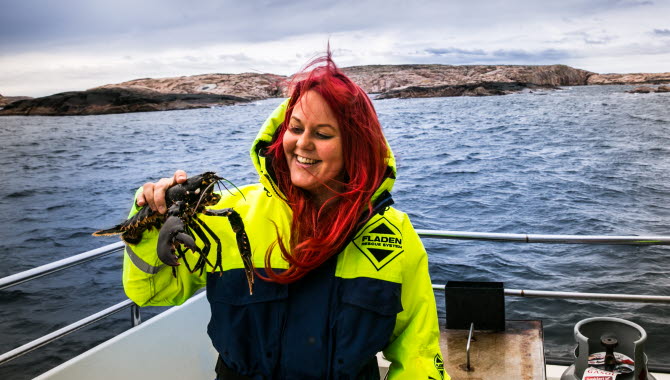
left=296, top=132, right=313, bottom=150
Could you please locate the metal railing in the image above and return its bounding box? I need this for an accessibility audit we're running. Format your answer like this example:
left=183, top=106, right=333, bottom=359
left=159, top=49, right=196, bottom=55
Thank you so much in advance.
left=431, top=285, right=670, bottom=304
left=415, top=229, right=670, bottom=245
left=1, top=230, right=670, bottom=367
left=0, top=300, right=134, bottom=365
left=0, top=241, right=125, bottom=291
left=0, top=242, right=136, bottom=365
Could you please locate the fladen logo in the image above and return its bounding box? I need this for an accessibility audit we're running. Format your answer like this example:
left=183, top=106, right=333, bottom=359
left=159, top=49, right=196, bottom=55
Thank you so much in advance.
left=434, top=354, right=445, bottom=379
left=353, top=217, right=403, bottom=270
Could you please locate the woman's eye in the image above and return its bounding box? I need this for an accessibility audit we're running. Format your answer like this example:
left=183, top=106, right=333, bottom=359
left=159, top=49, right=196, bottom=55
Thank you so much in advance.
left=289, top=125, right=303, bottom=134
left=316, top=132, right=333, bottom=139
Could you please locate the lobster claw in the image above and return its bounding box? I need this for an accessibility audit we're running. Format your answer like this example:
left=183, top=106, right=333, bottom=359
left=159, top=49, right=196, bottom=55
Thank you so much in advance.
left=157, top=215, right=200, bottom=266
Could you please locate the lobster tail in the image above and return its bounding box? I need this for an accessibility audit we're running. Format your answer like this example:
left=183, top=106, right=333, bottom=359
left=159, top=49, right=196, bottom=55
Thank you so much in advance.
left=92, top=225, right=145, bottom=245
left=93, top=207, right=162, bottom=236
left=92, top=226, right=124, bottom=236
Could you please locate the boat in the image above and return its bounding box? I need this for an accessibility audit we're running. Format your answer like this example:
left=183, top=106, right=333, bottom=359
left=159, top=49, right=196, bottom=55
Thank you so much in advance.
left=1, top=230, right=669, bottom=379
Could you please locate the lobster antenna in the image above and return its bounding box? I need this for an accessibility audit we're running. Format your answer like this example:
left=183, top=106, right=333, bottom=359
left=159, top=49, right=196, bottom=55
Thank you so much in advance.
left=215, top=181, right=225, bottom=197
left=219, top=181, right=231, bottom=195
left=219, top=178, right=246, bottom=201
left=192, top=181, right=218, bottom=215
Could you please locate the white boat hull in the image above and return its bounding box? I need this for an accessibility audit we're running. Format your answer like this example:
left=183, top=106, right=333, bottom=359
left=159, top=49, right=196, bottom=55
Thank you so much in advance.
left=35, top=292, right=217, bottom=380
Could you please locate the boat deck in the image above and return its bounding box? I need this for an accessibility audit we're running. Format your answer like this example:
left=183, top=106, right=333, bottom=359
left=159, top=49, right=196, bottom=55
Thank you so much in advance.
left=440, top=320, right=545, bottom=379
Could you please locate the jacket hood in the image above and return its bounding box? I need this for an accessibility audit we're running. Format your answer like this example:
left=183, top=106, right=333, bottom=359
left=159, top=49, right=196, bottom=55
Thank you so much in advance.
left=250, top=99, right=397, bottom=202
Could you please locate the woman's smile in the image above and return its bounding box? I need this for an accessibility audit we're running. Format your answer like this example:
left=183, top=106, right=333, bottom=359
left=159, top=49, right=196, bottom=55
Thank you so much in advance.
left=295, top=155, right=319, bottom=165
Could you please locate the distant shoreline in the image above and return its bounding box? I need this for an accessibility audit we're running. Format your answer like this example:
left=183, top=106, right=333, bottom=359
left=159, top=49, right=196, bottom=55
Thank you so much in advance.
left=2, top=64, right=669, bottom=116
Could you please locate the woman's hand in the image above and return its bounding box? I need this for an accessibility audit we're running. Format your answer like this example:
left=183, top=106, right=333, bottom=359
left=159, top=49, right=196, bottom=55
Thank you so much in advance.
left=136, top=170, right=188, bottom=214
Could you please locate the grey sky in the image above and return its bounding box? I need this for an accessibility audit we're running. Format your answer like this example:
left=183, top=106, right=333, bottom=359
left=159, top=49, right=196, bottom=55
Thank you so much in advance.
left=1, top=0, right=669, bottom=97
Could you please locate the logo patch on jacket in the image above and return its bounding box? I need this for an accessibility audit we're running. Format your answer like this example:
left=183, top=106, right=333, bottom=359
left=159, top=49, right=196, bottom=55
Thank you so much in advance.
left=434, top=354, right=445, bottom=379
left=353, top=217, right=403, bottom=270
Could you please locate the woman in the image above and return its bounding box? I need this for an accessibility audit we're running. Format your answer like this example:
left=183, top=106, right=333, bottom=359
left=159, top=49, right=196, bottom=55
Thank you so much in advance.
left=123, top=54, right=447, bottom=380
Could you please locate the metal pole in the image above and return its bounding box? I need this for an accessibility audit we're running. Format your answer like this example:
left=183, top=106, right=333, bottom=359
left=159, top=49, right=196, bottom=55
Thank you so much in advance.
left=131, top=303, right=142, bottom=327
left=0, top=299, right=134, bottom=366
left=431, top=284, right=670, bottom=304
left=416, top=229, right=670, bottom=245
left=466, top=322, right=474, bottom=371
left=504, top=288, right=670, bottom=303
left=0, top=241, right=125, bottom=291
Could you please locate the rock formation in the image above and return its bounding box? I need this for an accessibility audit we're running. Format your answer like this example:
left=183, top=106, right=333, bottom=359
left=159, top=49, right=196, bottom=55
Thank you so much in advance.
left=587, top=72, right=670, bottom=85
left=627, top=85, right=670, bottom=94
left=95, top=73, right=285, bottom=100
left=342, top=64, right=591, bottom=95
left=0, top=94, right=32, bottom=107
left=376, top=82, right=552, bottom=99
left=3, top=64, right=669, bottom=116
left=0, top=87, right=249, bottom=116
left=628, top=86, right=654, bottom=93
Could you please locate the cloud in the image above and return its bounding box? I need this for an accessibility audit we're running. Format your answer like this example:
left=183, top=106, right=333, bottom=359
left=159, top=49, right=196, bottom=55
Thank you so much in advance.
left=492, top=49, right=571, bottom=61
left=562, top=30, right=617, bottom=45
left=421, top=47, right=571, bottom=65
left=2, top=0, right=670, bottom=96
left=0, top=0, right=381, bottom=55
left=0, top=0, right=653, bottom=55
left=217, top=53, right=255, bottom=64
left=425, top=48, right=487, bottom=56
left=618, top=0, right=654, bottom=6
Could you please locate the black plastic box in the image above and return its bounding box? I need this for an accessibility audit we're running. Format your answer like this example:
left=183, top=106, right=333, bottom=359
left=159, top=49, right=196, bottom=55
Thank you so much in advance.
left=445, top=281, right=505, bottom=331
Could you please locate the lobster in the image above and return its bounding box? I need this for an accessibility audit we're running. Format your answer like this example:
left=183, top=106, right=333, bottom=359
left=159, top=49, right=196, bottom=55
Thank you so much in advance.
left=93, top=172, right=254, bottom=294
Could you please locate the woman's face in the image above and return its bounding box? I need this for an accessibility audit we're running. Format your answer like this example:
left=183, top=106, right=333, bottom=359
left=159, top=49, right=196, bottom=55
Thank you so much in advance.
left=283, top=90, right=345, bottom=202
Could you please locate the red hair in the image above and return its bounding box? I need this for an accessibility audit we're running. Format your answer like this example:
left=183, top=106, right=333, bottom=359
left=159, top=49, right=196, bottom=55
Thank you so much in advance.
left=261, top=53, right=389, bottom=283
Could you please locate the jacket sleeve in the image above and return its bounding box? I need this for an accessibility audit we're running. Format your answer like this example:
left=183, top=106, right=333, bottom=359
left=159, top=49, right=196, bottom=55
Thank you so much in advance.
left=382, top=215, right=449, bottom=380
left=122, top=187, right=207, bottom=306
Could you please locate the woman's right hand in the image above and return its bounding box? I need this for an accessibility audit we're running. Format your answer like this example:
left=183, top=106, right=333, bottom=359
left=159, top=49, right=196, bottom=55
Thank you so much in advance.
left=136, top=170, right=188, bottom=214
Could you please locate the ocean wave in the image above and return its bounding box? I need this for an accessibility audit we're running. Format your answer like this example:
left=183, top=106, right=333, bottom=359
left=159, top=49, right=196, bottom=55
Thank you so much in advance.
left=625, top=112, right=670, bottom=123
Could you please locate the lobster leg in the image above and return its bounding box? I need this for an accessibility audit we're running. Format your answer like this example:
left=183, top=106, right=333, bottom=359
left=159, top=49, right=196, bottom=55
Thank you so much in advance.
left=193, top=215, right=225, bottom=274
left=187, top=219, right=215, bottom=274
left=177, top=223, right=206, bottom=273
left=202, top=208, right=254, bottom=295
left=175, top=245, right=193, bottom=273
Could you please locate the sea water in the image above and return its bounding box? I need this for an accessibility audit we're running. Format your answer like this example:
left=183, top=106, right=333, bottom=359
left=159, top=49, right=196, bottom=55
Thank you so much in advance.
left=0, top=85, right=668, bottom=378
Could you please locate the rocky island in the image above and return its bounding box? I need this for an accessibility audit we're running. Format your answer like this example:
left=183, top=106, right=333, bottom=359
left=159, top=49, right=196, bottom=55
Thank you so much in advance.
left=1, top=65, right=668, bottom=116
left=342, top=64, right=594, bottom=98
left=0, top=94, right=32, bottom=107
left=0, top=87, right=249, bottom=116
left=626, top=85, right=670, bottom=94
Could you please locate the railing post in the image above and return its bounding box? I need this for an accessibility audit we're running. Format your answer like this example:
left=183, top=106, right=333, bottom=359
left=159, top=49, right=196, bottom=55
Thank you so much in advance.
left=131, top=303, right=142, bottom=327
